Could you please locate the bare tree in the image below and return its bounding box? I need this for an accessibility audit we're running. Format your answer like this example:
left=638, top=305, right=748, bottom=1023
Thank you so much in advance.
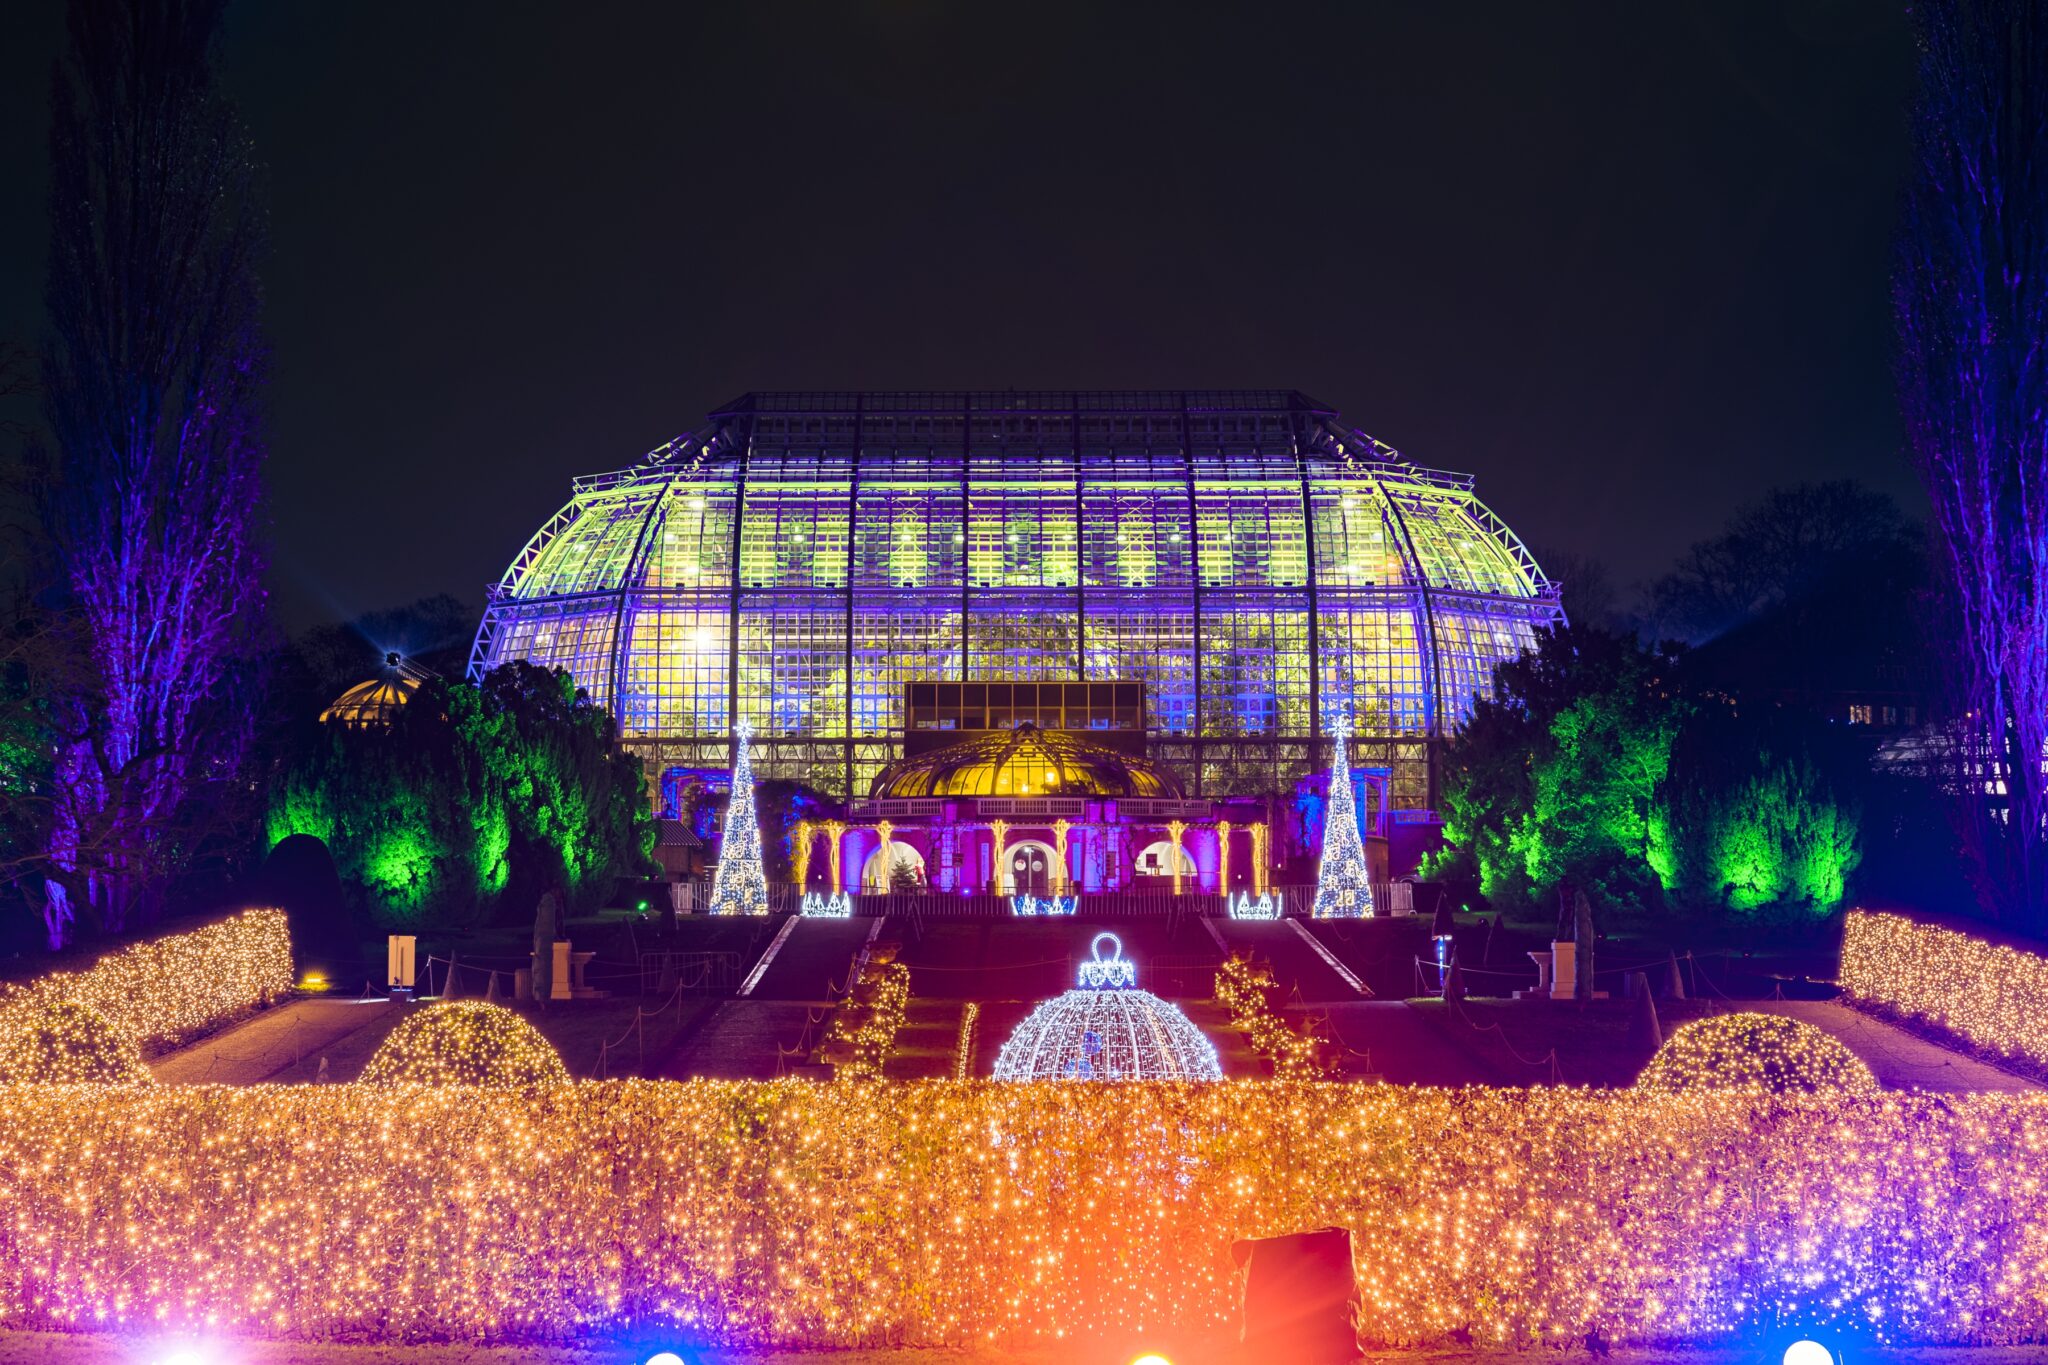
left=37, top=0, right=270, bottom=944
left=1895, top=0, right=2048, bottom=932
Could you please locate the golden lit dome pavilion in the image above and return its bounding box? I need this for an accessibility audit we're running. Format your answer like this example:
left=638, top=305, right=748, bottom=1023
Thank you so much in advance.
left=319, top=653, right=428, bottom=730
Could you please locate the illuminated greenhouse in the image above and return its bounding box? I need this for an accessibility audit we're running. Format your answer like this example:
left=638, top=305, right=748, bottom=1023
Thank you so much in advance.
left=473, top=391, right=1561, bottom=815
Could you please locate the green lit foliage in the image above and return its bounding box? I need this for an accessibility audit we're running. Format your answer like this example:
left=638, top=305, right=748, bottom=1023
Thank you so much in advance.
left=1651, top=710, right=1862, bottom=922
left=1428, top=626, right=1683, bottom=918
left=1431, top=626, right=1864, bottom=925
left=266, top=663, right=654, bottom=928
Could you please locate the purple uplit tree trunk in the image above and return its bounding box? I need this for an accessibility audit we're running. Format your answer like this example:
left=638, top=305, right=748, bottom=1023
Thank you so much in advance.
left=1895, top=0, right=2048, bottom=933
left=39, top=0, right=269, bottom=945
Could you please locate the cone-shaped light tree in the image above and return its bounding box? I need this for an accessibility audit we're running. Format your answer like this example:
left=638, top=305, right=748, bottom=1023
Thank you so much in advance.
left=707, top=719, right=769, bottom=916
left=1311, top=716, right=1375, bottom=918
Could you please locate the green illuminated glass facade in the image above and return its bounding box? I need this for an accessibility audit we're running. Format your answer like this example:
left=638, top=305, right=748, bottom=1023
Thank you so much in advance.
left=472, top=391, right=1563, bottom=807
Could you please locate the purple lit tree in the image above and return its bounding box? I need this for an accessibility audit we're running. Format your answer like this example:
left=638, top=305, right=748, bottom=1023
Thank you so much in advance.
left=36, top=0, right=269, bottom=944
left=1895, top=0, right=2048, bottom=932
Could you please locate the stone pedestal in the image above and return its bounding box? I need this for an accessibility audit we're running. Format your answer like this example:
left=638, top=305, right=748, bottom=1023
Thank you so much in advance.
left=1549, top=940, right=1576, bottom=999
left=550, top=940, right=573, bottom=1001
left=386, top=935, right=416, bottom=991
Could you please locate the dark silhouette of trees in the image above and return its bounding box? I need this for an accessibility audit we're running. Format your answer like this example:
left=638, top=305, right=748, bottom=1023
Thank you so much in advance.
left=1895, top=0, right=2048, bottom=933
left=1643, top=482, right=1914, bottom=642
left=35, top=0, right=271, bottom=944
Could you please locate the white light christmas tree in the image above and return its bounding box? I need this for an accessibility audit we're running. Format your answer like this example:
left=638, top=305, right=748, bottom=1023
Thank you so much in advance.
left=1311, top=715, right=1375, bottom=918
left=707, top=718, right=769, bottom=916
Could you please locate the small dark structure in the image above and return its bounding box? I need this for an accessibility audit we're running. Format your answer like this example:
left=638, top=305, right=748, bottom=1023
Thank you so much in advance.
left=1231, top=1225, right=1360, bottom=1362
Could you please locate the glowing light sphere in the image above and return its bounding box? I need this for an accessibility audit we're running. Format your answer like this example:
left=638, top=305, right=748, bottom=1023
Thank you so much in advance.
left=360, top=1000, right=570, bottom=1088
left=993, top=933, right=1221, bottom=1081
left=0, top=998, right=152, bottom=1084
left=1636, top=1012, right=1877, bottom=1095
left=644, top=1353, right=689, bottom=1365
left=1130, top=1354, right=1175, bottom=1365
left=1782, top=1341, right=1837, bottom=1365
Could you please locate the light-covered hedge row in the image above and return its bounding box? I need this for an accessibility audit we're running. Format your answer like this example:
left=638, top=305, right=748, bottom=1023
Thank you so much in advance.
left=1842, top=909, right=2048, bottom=1071
left=0, top=908, right=292, bottom=1051
left=0, top=1080, right=2039, bottom=1349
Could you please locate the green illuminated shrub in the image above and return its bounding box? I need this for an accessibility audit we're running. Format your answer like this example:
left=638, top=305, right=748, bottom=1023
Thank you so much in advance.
left=267, top=662, right=654, bottom=928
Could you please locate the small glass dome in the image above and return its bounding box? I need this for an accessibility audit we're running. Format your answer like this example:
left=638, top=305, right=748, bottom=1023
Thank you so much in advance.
left=993, top=934, right=1222, bottom=1081
left=869, top=723, right=1183, bottom=800
left=319, top=653, right=426, bottom=730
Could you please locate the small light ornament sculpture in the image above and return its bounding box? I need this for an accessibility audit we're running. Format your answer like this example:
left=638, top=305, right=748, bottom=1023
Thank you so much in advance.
left=1229, top=890, right=1284, bottom=920
left=707, top=718, right=769, bottom=916
left=1310, top=715, right=1375, bottom=919
left=1010, top=893, right=1077, bottom=917
left=992, top=932, right=1222, bottom=1081
left=802, top=891, right=853, bottom=917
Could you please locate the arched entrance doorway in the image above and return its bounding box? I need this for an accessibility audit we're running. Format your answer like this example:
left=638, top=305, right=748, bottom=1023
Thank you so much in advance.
left=1004, top=839, right=1059, bottom=896
left=861, top=842, right=929, bottom=893
left=1134, top=840, right=1195, bottom=880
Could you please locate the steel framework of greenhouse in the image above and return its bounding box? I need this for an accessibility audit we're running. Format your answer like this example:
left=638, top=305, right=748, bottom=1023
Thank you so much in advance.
left=470, top=390, right=1563, bottom=812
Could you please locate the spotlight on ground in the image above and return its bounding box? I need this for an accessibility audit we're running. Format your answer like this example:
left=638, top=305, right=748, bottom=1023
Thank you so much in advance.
left=152, top=1349, right=224, bottom=1365
left=1781, top=1340, right=1838, bottom=1365
left=1128, top=1354, right=1174, bottom=1365
left=643, top=1352, right=688, bottom=1365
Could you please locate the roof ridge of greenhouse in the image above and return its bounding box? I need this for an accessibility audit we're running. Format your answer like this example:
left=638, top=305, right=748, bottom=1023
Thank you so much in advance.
left=708, top=389, right=1339, bottom=417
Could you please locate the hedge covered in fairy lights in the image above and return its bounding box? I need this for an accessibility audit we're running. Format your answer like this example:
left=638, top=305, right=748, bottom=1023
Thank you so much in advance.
left=358, top=1001, right=569, bottom=1088
left=1842, top=910, right=2048, bottom=1072
left=0, top=1000, right=150, bottom=1084
left=0, top=1081, right=2044, bottom=1350
left=1636, top=1013, right=1878, bottom=1096
left=0, top=909, right=292, bottom=1053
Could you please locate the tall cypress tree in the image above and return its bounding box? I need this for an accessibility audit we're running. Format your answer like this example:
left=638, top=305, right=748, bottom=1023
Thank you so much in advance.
left=39, top=0, right=269, bottom=943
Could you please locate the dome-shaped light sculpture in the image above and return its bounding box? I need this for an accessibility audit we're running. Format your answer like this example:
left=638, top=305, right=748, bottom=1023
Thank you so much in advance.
left=992, top=933, right=1222, bottom=1082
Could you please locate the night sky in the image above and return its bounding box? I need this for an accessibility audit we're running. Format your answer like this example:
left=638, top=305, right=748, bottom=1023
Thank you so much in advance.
left=0, top=1, right=1920, bottom=632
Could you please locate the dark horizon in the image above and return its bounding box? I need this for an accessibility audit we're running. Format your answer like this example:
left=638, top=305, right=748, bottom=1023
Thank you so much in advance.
left=0, top=1, right=1923, bottom=634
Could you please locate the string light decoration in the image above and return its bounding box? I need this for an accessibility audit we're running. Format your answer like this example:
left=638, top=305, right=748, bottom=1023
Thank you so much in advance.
left=0, top=908, right=292, bottom=1053
left=1636, top=1013, right=1877, bottom=1095
left=954, top=1002, right=981, bottom=1081
left=707, top=719, right=768, bottom=916
left=1311, top=718, right=1374, bottom=919
left=1214, top=957, right=1334, bottom=1080
left=0, top=999, right=151, bottom=1084
left=801, top=892, right=852, bottom=918
left=358, top=1001, right=570, bottom=1088
left=817, top=955, right=910, bottom=1081
left=993, top=934, right=1222, bottom=1081
left=1228, top=891, right=1284, bottom=921
left=1010, top=894, right=1077, bottom=917
left=1841, top=910, right=2048, bottom=1072
left=0, top=1084, right=2042, bottom=1349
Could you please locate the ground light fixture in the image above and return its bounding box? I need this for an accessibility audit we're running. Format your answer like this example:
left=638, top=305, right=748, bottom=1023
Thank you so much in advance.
left=641, top=1353, right=688, bottom=1365
left=1779, top=1339, right=1841, bottom=1365
left=1128, top=1354, right=1174, bottom=1365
